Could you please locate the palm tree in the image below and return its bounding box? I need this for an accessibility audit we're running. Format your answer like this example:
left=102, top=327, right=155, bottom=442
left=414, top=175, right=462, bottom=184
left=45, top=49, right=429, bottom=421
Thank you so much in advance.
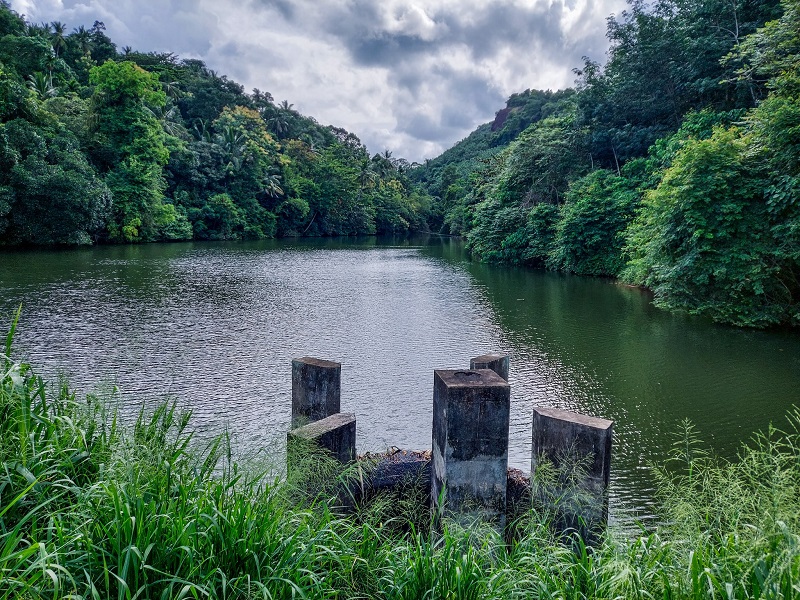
left=72, top=26, right=94, bottom=56
left=27, top=72, right=58, bottom=100
left=26, top=22, right=50, bottom=38
left=215, top=125, right=246, bottom=175
left=394, top=158, right=411, bottom=174
left=252, top=88, right=273, bottom=106
left=301, top=129, right=325, bottom=149
left=193, top=119, right=212, bottom=142
left=216, top=125, right=245, bottom=154
left=226, top=154, right=244, bottom=175
left=262, top=174, right=284, bottom=199
left=279, top=100, right=294, bottom=112
left=358, top=159, right=379, bottom=189
left=50, top=21, right=67, bottom=57
left=145, top=104, right=183, bottom=137
left=268, top=115, right=290, bottom=139
left=161, top=80, right=183, bottom=100
left=42, top=51, right=58, bottom=86
left=371, top=151, right=395, bottom=178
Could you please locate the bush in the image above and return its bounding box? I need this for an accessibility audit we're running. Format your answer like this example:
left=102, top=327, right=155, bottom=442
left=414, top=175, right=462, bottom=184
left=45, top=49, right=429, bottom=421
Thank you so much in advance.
left=549, top=169, right=639, bottom=276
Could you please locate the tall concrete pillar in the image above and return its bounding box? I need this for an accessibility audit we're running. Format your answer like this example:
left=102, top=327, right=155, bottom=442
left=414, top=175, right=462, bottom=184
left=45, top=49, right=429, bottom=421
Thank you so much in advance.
left=291, top=357, right=341, bottom=426
left=470, top=353, right=509, bottom=381
left=432, top=369, right=511, bottom=527
left=531, top=406, right=613, bottom=544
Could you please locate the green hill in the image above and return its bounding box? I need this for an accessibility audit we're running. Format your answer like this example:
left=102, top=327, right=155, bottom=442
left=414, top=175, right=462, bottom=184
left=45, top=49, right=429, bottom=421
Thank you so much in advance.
left=0, top=1, right=432, bottom=246
left=412, top=0, right=799, bottom=328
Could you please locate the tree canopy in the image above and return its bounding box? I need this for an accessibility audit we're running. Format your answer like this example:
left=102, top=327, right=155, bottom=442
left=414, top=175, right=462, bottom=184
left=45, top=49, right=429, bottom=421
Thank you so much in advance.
left=0, top=1, right=432, bottom=246
left=2, top=0, right=798, bottom=327
left=414, top=0, right=798, bottom=327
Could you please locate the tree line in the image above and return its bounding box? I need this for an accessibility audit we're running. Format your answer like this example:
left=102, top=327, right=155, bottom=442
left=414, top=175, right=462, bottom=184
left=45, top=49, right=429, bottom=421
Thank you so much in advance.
left=0, top=2, right=432, bottom=246
left=2, top=0, right=798, bottom=328
left=413, top=0, right=799, bottom=328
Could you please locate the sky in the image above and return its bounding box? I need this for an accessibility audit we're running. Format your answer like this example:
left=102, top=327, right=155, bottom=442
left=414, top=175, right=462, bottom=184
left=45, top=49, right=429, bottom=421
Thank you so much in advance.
left=9, top=0, right=628, bottom=163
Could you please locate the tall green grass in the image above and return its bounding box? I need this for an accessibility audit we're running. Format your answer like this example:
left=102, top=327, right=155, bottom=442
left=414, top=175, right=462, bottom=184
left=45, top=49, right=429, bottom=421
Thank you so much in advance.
left=1, top=312, right=798, bottom=598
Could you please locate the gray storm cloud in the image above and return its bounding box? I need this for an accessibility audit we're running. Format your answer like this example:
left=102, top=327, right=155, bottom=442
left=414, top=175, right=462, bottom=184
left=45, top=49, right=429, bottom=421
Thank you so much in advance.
left=10, top=0, right=626, bottom=162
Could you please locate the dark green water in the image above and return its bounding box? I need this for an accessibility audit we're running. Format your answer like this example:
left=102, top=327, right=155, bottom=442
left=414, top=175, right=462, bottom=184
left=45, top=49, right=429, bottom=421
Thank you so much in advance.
left=2, top=236, right=799, bottom=522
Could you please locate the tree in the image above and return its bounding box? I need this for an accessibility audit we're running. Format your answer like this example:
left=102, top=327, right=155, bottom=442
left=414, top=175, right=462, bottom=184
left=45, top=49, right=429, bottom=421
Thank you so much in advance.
left=71, top=25, right=93, bottom=56
left=212, top=106, right=279, bottom=196
left=736, top=0, right=800, bottom=324
left=0, top=3, right=432, bottom=247
left=0, top=1, right=25, bottom=36
left=49, top=21, right=66, bottom=57
left=498, top=203, right=561, bottom=267
left=89, top=60, right=170, bottom=242
left=193, top=193, right=244, bottom=240
left=492, top=110, right=588, bottom=206
left=549, top=169, right=639, bottom=276
left=268, top=113, right=289, bottom=139
left=0, top=118, right=110, bottom=245
left=0, top=66, right=34, bottom=122
left=262, top=173, right=284, bottom=199
left=576, top=0, right=781, bottom=167
left=622, top=126, right=781, bottom=326
left=27, top=71, right=57, bottom=99
left=466, top=106, right=590, bottom=264
left=176, top=60, right=250, bottom=124
left=0, top=33, right=53, bottom=81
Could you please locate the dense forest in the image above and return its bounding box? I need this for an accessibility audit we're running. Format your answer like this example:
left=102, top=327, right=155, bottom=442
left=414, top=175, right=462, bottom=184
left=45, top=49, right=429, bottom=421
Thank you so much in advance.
left=413, top=0, right=799, bottom=328
left=0, top=2, right=431, bottom=246
left=1, top=0, right=799, bottom=329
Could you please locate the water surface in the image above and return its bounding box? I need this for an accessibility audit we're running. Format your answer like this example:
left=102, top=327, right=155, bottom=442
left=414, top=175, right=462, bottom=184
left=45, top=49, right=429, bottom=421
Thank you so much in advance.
left=2, top=237, right=799, bottom=521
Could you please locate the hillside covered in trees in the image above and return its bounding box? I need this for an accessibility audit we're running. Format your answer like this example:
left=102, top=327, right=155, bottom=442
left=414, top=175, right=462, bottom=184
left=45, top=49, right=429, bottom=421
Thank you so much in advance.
left=2, top=0, right=798, bottom=329
left=413, top=0, right=799, bottom=328
left=0, top=2, right=431, bottom=246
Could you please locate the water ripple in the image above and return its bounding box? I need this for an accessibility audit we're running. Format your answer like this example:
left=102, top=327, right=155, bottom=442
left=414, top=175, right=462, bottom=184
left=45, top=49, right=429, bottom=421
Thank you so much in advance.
left=2, top=238, right=799, bottom=523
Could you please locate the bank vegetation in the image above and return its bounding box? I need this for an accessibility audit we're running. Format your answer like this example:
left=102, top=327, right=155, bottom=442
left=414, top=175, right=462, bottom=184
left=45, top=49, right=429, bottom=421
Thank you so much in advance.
left=413, top=0, right=800, bottom=328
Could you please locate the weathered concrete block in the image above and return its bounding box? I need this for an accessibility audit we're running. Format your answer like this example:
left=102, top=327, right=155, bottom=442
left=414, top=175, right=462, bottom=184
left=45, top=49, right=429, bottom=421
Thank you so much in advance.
left=288, top=412, right=356, bottom=464
left=359, top=451, right=432, bottom=506
left=432, top=369, right=511, bottom=527
left=291, top=357, right=341, bottom=426
left=531, top=406, right=613, bottom=543
left=470, top=353, right=509, bottom=381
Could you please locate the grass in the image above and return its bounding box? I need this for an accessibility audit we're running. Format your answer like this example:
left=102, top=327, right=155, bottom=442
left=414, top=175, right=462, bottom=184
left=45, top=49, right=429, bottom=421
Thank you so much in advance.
left=1, top=311, right=799, bottom=599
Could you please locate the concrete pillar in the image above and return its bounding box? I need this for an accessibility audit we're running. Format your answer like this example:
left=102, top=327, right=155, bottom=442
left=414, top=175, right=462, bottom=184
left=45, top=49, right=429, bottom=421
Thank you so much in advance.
left=470, top=353, right=509, bottom=381
left=531, top=406, right=613, bottom=543
left=288, top=412, right=356, bottom=464
left=432, top=369, right=511, bottom=527
left=291, top=357, right=341, bottom=426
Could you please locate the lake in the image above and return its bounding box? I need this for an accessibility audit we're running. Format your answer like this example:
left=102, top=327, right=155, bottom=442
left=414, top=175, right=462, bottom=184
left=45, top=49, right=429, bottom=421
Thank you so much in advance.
left=2, top=236, right=799, bottom=522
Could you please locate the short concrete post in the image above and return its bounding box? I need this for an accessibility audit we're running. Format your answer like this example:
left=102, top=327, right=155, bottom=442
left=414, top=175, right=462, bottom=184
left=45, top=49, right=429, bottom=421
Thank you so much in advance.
left=432, top=369, right=511, bottom=527
left=531, top=406, right=613, bottom=544
left=470, top=353, right=509, bottom=381
left=291, top=357, right=341, bottom=426
left=288, top=412, right=356, bottom=464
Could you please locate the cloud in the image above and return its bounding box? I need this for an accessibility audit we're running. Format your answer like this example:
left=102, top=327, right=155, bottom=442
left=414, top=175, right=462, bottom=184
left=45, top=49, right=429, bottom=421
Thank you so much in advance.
left=9, top=0, right=626, bottom=162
